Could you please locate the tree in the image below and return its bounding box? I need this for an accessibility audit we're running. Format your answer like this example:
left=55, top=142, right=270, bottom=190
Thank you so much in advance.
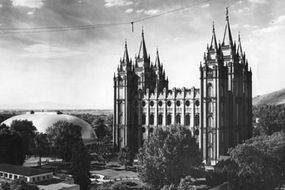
left=109, top=180, right=151, bottom=190
left=138, top=126, right=202, bottom=189
left=46, top=121, right=82, bottom=161
left=10, top=179, right=39, bottom=190
left=92, top=136, right=113, bottom=163
left=10, top=120, right=37, bottom=156
left=70, top=140, right=91, bottom=190
left=218, top=132, right=285, bottom=190
left=93, top=118, right=108, bottom=140
left=34, top=133, right=50, bottom=166
left=160, top=176, right=200, bottom=190
left=0, top=127, right=26, bottom=165
left=118, top=146, right=134, bottom=166
left=253, top=105, right=285, bottom=136
left=0, top=182, right=11, bottom=190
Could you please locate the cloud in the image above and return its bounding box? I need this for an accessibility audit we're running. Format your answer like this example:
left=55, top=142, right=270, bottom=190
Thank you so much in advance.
left=143, top=9, right=159, bottom=15
left=135, top=9, right=160, bottom=15
left=253, top=15, right=285, bottom=35
left=125, top=8, right=133, bottom=14
left=12, top=0, right=44, bottom=8
left=248, top=0, right=268, bottom=4
left=136, top=9, right=144, bottom=13
left=201, top=3, right=210, bottom=8
left=27, top=10, right=35, bottom=15
left=104, top=0, right=133, bottom=7
left=22, top=43, right=83, bottom=59
left=232, top=7, right=250, bottom=14
left=273, top=15, right=285, bottom=24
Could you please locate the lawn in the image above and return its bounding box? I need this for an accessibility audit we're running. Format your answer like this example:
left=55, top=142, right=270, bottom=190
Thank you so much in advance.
left=90, top=169, right=138, bottom=180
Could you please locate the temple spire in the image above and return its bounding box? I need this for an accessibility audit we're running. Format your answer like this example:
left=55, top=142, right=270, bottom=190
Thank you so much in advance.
left=210, top=21, right=218, bottom=50
left=123, top=40, right=129, bottom=63
left=237, top=32, right=243, bottom=56
left=138, top=27, right=148, bottom=59
left=155, top=48, right=161, bottom=67
left=222, top=7, right=233, bottom=46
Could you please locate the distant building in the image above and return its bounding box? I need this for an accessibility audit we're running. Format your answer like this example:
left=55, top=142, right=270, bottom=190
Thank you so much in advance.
left=0, top=164, right=53, bottom=183
left=113, top=9, right=252, bottom=165
left=1, top=111, right=97, bottom=145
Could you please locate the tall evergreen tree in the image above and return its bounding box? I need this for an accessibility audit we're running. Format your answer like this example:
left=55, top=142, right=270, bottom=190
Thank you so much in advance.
left=70, top=140, right=91, bottom=190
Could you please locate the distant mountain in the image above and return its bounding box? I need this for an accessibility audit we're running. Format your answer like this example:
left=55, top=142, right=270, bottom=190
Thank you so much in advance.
left=0, top=101, right=93, bottom=110
left=253, top=88, right=285, bottom=106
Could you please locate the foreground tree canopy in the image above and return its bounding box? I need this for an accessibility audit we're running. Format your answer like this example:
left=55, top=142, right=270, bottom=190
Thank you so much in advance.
left=215, top=131, right=285, bottom=190
left=253, top=105, right=285, bottom=136
left=0, top=120, right=37, bottom=165
left=0, top=179, right=39, bottom=190
left=138, top=125, right=202, bottom=189
left=46, top=121, right=83, bottom=162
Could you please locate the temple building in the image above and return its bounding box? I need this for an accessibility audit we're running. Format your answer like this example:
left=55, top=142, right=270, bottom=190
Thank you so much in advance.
left=113, top=9, right=252, bottom=165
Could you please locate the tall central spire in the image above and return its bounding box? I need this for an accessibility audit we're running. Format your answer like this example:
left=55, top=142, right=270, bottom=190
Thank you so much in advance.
left=123, top=40, right=129, bottom=63
left=210, top=21, right=218, bottom=50
left=222, top=7, right=233, bottom=46
left=138, top=27, right=148, bottom=59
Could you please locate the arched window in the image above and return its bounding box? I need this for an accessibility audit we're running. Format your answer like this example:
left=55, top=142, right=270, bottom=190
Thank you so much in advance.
left=167, top=114, right=172, bottom=125
left=208, top=133, right=213, bottom=144
left=207, top=83, right=213, bottom=97
left=185, top=100, right=190, bottom=107
left=149, top=114, right=154, bottom=125
left=167, top=101, right=172, bottom=107
left=176, top=101, right=181, bottom=107
left=142, top=114, right=146, bottom=125
left=208, top=103, right=212, bottom=113
left=185, top=114, right=190, bottom=126
left=158, top=114, right=163, bottom=125
left=195, top=115, right=199, bottom=126
left=176, top=114, right=181, bottom=124
left=208, top=117, right=213, bottom=128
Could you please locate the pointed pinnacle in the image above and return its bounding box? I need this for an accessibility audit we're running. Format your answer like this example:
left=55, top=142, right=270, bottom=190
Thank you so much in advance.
left=125, top=39, right=128, bottom=48
left=226, top=7, right=229, bottom=21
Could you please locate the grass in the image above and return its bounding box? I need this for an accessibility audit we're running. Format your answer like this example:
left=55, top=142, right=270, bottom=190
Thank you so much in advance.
left=90, top=169, right=138, bottom=180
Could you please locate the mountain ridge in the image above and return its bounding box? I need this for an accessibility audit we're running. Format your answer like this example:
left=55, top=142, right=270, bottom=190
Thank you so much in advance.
left=253, top=88, right=285, bottom=106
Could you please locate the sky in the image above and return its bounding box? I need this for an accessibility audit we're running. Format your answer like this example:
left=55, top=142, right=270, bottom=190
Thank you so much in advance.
left=0, top=0, right=284, bottom=109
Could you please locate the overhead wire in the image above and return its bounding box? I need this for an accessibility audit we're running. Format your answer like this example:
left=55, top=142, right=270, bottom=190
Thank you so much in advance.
left=0, top=0, right=213, bottom=34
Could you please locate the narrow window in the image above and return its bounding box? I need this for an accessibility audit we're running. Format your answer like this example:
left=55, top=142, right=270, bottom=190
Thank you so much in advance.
left=185, top=114, right=190, bottom=126
left=149, top=114, right=154, bottom=125
left=167, top=114, right=172, bottom=125
left=158, top=114, right=163, bottom=125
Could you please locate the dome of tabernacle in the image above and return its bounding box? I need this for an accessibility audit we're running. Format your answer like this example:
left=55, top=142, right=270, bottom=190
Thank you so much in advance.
left=1, top=111, right=97, bottom=145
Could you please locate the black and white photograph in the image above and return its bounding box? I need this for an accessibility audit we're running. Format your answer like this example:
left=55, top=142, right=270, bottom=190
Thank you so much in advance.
left=0, top=0, right=284, bottom=189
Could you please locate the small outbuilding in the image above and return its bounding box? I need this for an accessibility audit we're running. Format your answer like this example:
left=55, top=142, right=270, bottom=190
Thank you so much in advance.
left=0, top=164, right=53, bottom=183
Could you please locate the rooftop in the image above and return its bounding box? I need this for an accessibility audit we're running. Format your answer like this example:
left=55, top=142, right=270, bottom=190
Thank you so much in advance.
left=0, top=164, right=52, bottom=177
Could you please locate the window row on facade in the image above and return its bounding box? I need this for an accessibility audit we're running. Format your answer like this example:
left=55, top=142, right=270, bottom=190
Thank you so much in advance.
left=142, top=100, right=200, bottom=107
left=142, top=113, right=199, bottom=126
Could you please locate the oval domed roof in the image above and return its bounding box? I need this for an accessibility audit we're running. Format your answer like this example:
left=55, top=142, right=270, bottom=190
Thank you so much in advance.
left=2, top=112, right=97, bottom=145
